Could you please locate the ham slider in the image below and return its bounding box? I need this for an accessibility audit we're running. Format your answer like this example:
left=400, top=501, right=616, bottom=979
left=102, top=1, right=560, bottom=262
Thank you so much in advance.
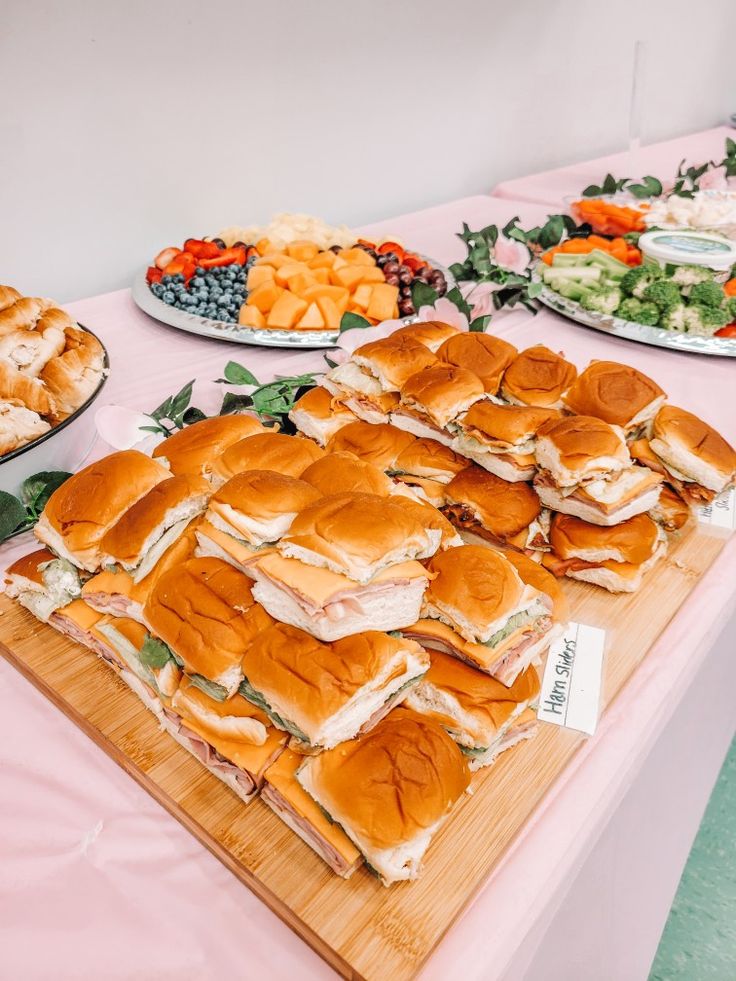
left=451, top=402, right=560, bottom=482
left=287, top=386, right=357, bottom=446
left=5, top=547, right=84, bottom=621
left=388, top=437, right=469, bottom=504
left=403, top=545, right=555, bottom=686
left=325, top=420, right=416, bottom=471
left=301, top=451, right=400, bottom=499
left=543, top=512, right=667, bottom=593
left=240, top=623, right=429, bottom=751
left=210, top=431, right=325, bottom=487
left=152, top=414, right=265, bottom=478
left=34, top=450, right=170, bottom=572
left=296, top=708, right=470, bottom=885
left=534, top=415, right=662, bottom=526
left=562, top=361, right=666, bottom=439
left=391, top=363, right=485, bottom=444
left=501, top=344, right=577, bottom=408
left=389, top=320, right=461, bottom=353
left=437, top=332, right=517, bottom=394
left=405, top=651, right=540, bottom=769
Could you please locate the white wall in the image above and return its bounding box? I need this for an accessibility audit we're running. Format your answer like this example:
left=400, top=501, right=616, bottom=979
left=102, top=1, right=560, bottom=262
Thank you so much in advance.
left=1, top=0, right=734, bottom=302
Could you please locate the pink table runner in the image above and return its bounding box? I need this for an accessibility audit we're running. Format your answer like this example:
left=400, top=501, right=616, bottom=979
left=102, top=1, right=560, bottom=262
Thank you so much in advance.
left=1, top=188, right=735, bottom=980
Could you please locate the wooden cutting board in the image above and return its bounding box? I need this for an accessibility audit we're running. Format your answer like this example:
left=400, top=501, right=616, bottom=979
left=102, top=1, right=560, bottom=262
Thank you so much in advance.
left=0, top=523, right=728, bottom=980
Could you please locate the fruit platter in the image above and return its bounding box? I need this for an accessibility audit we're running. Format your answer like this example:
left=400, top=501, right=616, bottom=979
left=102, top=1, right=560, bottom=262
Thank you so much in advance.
left=132, top=214, right=452, bottom=349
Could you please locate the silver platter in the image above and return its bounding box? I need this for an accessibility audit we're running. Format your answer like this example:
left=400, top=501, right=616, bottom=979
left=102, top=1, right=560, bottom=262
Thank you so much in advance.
left=532, top=266, right=736, bottom=358
left=132, top=256, right=453, bottom=350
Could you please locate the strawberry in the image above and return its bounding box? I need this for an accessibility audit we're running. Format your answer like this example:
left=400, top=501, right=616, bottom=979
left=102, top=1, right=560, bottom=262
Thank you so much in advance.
left=184, top=238, right=222, bottom=260
left=377, top=241, right=405, bottom=260
left=200, top=246, right=247, bottom=268
left=402, top=254, right=426, bottom=274
left=154, top=246, right=181, bottom=270
left=357, top=238, right=377, bottom=249
left=146, top=265, right=163, bottom=284
left=715, top=324, right=736, bottom=338
left=163, top=252, right=197, bottom=280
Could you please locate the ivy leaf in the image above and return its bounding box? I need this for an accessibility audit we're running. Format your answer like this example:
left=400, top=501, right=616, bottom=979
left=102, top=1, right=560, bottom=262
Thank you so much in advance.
left=527, top=281, right=544, bottom=299
left=220, top=361, right=260, bottom=386
left=150, top=393, right=173, bottom=421
left=168, top=380, right=194, bottom=420
left=726, top=137, right=736, bottom=157
left=339, top=312, right=371, bottom=333
left=537, top=215, right=566, bottom=250
left=219, top=392, right=253, bottom=415
left=323, top=354, right=338, bottom=369
left=468, top=315, right=492, bottom=333
left=0, top=492, right=28, bottom=542
left=21, top=471, right=71, bottom=519
left=627, top=175, right=663, bottom=199
left=411, top=281, right=438, bottom=311
left=582, top=183, right=603, bottom=198
left=445, top=286, right=472, bottom=319
left=182, top=406, right=207, bottom=426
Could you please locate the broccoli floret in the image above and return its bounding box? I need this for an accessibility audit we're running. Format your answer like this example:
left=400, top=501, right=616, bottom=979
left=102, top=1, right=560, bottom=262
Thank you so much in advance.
left=616, top=297, right=643, bottom=321
left=684, top=304, right=729, bottom=335
left=659, top=304, right=690, bottom=332
left=669, top=264, right=714, bottom=288
left=620, top=264, right=663, bottom=299
left=580, top=285, right=622, bottom=315
left=725, top=296, right=736, bottom=321
left=636, top=302, right=661, bottom=326
left=641, top=280, right=682, bottom=309
left=688, top=281, right=725, bottom=308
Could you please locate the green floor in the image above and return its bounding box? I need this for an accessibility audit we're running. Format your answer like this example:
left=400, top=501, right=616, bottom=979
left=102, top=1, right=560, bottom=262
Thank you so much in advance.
left=649, top=737, right=736, bottom=980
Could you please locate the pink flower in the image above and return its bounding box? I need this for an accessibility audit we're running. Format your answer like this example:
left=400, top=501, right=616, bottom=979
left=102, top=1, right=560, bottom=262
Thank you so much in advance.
left=416, top=296, right=470, bottom=331
left=459, top=280, right=499, bottom=319
left=699, top=165, right=728, bottom=191
left=330, top=317, right=405, bottom=363
left=493, top=234, right=531, bottom=274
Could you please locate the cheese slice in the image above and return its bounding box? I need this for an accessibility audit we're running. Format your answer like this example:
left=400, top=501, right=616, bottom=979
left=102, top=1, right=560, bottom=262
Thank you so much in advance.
left=82, top=568, right=147, bottom=603
left=264, top=748, right=361, bottom=863
left=254, top=553, right=429, bottom=607
left=56, top=598, right=105, bottom=631
left=407, top=618, right=540, bottom=671
left=197, top=521, right=271, bottom=567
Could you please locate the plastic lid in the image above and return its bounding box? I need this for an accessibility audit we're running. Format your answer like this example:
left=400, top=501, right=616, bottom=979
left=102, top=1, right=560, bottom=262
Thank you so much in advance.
left=639, top=230, right=736, bottom=271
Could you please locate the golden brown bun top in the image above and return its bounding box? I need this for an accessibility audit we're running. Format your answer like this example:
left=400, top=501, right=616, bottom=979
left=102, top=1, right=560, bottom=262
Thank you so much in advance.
left=39, top=450, right=170, bottom=546
left=502, top=345, right=578, bottom=406
left=211, top=469, right=321, bottom=519
left=655, top=485, right=691, bottom=532
left=425, top=545, right=525, bottom=624
left=354, top=333, right=438, bottom=387
left=390, top=321, right=461, bottom=350
left=152, top=415, right=264, bottom=476
left=400, top=363, right=484, bottom=413
left=389, top=495, right=461, bottom=548
left=243, top=623, right=425, bottom=728
left=214, top=432, right=325, bottom=482
left=459, top=401, right=560, bottom=443
left=438, top=333, right=518, bottom=393
left=426, top=650, right=540, bottom=722
left=290, top=386, right=354, bottom=422
left=282, top=492, right=431, bottom=568
left=307, top=708, right=469, bottom=849
left=445, top=465, right=541, bottom=538
left=138, top=515, right=202, bottom=589
left=393, top=437, right=470, bottom=479
left=501, top=548, right=569, bottom=623
left=325, top=421, right=416, bottom=469
left=300, top=452, right=394, bottom=497
left=144, top=557, right=273, bottom=679
left=101, top=474, right=210, bottom=562
left=549, top=512, right=659, bottom=565
left=563, top=361, right=665, bottom=426
left=629, top=437, right=662, bottom=472
left=6, top=547, right=57, bottom=585
left=537, top=415, right=629, bottom=470
left=653, top=405, right=736, bottom=476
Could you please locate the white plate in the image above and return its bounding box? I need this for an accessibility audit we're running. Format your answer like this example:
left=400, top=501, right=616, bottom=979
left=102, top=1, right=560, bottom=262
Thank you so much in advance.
left=532, top=266, right=736, bottom=358
left=131, top=256, right=453, bottom=350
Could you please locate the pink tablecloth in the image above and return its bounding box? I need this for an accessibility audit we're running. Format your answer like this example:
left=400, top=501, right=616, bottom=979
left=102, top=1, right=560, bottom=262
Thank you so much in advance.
left=1, top=187, right=735, bottom=981
left=492, top=125, right=734, bottom=207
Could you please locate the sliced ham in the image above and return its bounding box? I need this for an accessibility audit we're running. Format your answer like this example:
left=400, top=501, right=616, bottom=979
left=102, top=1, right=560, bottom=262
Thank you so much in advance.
left=255, top=568, right=419, bottom=621
left=542, top=555, right=603, bottom=578
left=83, top=591, right=144, bottom=621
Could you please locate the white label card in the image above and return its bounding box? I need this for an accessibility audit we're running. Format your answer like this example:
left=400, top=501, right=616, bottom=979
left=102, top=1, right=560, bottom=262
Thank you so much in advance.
left=537, top=622, right=606, bottom=736
left=697, top=488, right=736, bottom=532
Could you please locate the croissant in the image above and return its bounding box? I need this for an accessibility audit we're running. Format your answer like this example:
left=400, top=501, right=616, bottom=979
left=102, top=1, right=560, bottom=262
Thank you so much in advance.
left=0, top=326, right=66, bottom=376
left=37, top=306, right=77, bottom=333
left=0, top=296, right=52, bottom=335
left=0, top=285, right=21, bottom=312
left=0, top=357, right=56, bottom=416
left=0, top=399, right=51, bottom=456
left=39, top=327, right=105, bottom=420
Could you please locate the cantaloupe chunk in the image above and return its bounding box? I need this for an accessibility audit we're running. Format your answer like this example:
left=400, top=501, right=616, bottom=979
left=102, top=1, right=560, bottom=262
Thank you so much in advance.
left=296, top=302, right=325, bottom=329
left=267, top=291, right=309, bottom=329
left=308, top=251, right=336, bottom=270
left=286, top=240, right=320, bottom=262
left=257, top=253, right=293, bottom=270
left=302, top=284, right=350, bottom=306
left=287, top=271, right=318, bottom=294
left=351, top=284, right=373, bottom=310
left=275, top=261, right=309, bottom=286
left=247, top=280, right=284, bottom=313
left=255, top=238, right=272, bottom=256
left=316, top=296, right=342, bottom=330
left=312, top=268, right=331, bottom=285
left=331, top=255, right=348, bottom=271
left=355, top=267, right=384, bottom=285
left=238, top=305, right=266, bottom=328
left=247, top=265, right=275, bottom=289
left=366, top=283, right=400, bottom=322
left=331, top=266, right=366, bottom=290
left=339, top=248, right=376, bottom=267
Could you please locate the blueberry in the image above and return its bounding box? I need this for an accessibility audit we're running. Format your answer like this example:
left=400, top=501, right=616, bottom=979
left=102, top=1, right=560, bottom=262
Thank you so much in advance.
left=192, top=276, right=205, bottom=288
left=197, top=289, right=209, bottom=300
left=162, top=291, right=175, bottom=304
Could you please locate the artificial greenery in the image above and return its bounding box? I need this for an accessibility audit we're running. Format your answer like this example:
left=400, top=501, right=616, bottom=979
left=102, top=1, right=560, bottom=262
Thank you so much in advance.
left=0, top=470, right=72, bottom=543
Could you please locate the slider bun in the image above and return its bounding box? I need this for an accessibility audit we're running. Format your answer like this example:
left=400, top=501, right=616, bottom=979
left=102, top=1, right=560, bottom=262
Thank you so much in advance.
left=651, top=484, right=691, bottom=532
left=651, top=405, right=736, bottom=492
left=501, top=345, right=577, bottom=407
left=393, top=437, right=469, bottom=481
left=400, top=363, right=484, bottom=424
left=301, top=708, right=469, bottom=851
left=501, top=548, right=569, bottom=623
left=437, top=333, right=517, bottom=393
left=390, top=495, right=464, bottom=549
left=172, top=676, right=268, bottom=745
left=445, top=465, right=541, bottom=539
left=5, top=547, right=57, bottom=588
left=100, top=474, right=210, bottom=565
left=353, top=334, right=438, bottom=389
left=536, top=415, right=630, bottom=473
left=389, top=320, right=461, bottom=353
left=211, top=469, right=321, bottom=521
left=301, top=452, right=395, bottom=497
left=152, top=415, right=265, bottom=477
left=287, top=387, right=356, bottom=446
left=425, top=544, right=525, bottom=628
left=212, top=432, right=325, bottom=483
left=549, top=512, right=659, bottom=565
left=35, top=450, right=170, bottom=571
left=459, top=401, right=560, bottom=443
left=325, top=421, right=416, bottom=469
left=563, top=361, right=665, bottom=427
left=144, top=557, right=273, bottom=691
left=423, top=649, right=540, bottom=724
